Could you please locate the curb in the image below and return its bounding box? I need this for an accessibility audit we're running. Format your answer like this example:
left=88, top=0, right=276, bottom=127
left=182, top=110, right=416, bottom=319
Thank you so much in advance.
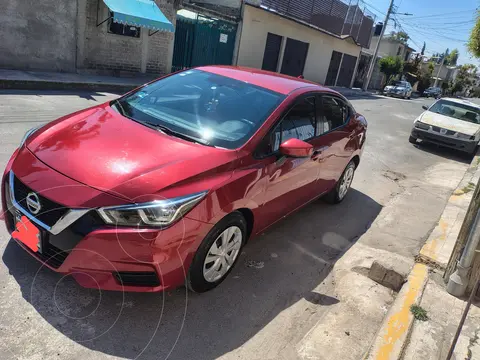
left=0, top=79, right=138, bottom=93
left=417, top=150, right=480, bottom=269
left=364, top=263, right=429, bottom=360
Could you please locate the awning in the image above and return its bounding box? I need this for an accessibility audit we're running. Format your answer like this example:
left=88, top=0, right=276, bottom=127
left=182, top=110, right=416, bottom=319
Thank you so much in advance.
left=103, top=0, right=175, bottom=33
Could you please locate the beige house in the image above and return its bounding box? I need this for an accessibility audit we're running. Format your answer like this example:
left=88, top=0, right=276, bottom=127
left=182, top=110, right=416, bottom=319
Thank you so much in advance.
left=236, top=4, right=364, bottom=87
left=362, top=34, right=415, bottom=89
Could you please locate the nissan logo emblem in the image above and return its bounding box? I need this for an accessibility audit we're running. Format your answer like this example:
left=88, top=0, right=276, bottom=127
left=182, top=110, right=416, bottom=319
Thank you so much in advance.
left=26, top=192, right=42, bottom=215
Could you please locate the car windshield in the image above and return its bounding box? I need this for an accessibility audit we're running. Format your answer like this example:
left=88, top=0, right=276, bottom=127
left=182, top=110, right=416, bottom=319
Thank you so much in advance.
left=428, top=99, right=480, bottom=124
left=112, top=69, right=285, bottom=149
left=393, top=81, right=408, bottom=87
left=427, top=87, right=439, bottom=91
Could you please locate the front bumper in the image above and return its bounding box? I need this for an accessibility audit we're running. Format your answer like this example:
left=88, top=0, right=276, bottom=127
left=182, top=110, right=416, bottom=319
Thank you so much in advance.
left=2, top=148, right=212, bottom=292
left=385, top=90, right=407, bottom=97
left=411, top=128, right=478, bottom=153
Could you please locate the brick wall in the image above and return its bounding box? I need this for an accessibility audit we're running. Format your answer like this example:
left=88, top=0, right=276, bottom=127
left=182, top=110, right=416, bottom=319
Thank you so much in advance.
left=80, top=0, right=175, bottom=75
left=146, top=0, right=177, bottom=74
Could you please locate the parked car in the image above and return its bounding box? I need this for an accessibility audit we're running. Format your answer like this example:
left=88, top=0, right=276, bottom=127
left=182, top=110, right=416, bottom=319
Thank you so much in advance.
left=384, top=81, right=413, bottom=99
left=409, top=97, right=480, bottom=155
left=423, top=87, right=442, bottom=98
left=2, top=66, right=367, bottom=293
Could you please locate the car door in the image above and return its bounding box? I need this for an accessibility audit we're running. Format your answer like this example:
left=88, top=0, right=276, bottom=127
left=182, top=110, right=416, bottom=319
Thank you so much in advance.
left=308, top=94, right=357, bottom=192
left=255, top=96, right=320, bottom=228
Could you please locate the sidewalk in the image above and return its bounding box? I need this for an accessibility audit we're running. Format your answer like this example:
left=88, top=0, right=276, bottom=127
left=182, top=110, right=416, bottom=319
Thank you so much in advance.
left=365, top=151, right=480, bottom=360
left=0, top=69, right=153, bottom=92
left=0, top=68, right=381, bottom=98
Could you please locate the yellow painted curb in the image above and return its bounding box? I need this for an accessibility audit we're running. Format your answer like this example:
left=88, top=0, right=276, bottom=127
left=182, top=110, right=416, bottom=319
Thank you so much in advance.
left=365, top=263, right=428, bottom=360
left=419, top=219, right=448, bottom=263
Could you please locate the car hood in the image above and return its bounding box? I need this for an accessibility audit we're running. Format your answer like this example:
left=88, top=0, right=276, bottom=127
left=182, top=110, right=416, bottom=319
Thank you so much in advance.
left=419, top=111, right=480, bottom=136
left=27, top=104, right=237, bottom=200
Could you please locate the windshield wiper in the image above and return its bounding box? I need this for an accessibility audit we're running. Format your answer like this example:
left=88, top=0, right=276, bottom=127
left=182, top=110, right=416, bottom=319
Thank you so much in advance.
left=112, top=99, right=127, bottom=116
left=140, top=121, right=210, bottom=145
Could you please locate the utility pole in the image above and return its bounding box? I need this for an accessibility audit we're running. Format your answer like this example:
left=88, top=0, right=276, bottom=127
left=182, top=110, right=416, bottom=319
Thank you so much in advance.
left=433, top=54, right=446, bottom=88
left=362, top=0, right=395, bottom=91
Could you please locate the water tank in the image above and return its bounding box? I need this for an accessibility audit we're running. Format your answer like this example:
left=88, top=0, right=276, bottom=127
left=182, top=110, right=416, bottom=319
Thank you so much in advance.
left=374, top=23, right=383, bottom=36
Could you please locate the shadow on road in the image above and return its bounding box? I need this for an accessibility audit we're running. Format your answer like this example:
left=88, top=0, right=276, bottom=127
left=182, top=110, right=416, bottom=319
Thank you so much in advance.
left=412, top=141, right=473, bottom=164
left=3, top=188, right=381, bottom=360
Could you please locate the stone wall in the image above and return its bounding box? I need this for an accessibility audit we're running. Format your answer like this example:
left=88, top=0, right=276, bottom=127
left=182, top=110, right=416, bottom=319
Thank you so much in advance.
left=0, top=0, right=77, bottom=71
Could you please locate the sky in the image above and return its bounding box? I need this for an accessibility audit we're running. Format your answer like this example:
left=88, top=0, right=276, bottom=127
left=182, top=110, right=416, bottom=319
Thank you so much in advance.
left=362, top=0, right=479, bottom=66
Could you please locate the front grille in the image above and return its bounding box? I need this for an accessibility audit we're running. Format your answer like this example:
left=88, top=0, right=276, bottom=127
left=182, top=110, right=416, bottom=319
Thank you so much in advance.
left=37, top=242, right=69, bottom=269
left=114, top=272, right=160, bottom=287
left=431, top=126, right=455, bottom=136
left=13, top=175, right=69, bottom=227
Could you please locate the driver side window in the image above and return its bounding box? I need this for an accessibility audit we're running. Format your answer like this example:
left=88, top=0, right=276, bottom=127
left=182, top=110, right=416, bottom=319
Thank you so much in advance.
left=256, top=96, right=316, bottom=156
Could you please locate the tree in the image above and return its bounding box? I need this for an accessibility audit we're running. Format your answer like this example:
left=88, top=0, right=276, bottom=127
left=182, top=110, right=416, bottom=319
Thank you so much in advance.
left=451, top=64, right=477, bottom=94
left=445, top=49, right=459, bottom=66
left=379, top=56, right=404, bottom=85
left=417, top=62, right=435, bottom=93
left=468, top=10, right=480, bottom=58
left=421, top=42, right=426, bottom=56
left=391, top=31, right=409, bottom=44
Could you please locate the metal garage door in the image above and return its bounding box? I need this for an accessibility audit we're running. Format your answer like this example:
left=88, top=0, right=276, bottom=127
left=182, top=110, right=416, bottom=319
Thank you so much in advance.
left=325, top=51, right=342, bottom=86
left=336, top=54, right=357, bottom=88
left=280, top=38, right=309, bottom=77
left=262, top=33, right=283, bottom=72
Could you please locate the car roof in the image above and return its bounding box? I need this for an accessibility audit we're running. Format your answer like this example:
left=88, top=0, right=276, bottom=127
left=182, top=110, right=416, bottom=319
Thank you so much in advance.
left=439, top=97, right=480, bottom=109
left=197, top=66, right=338, bottom=96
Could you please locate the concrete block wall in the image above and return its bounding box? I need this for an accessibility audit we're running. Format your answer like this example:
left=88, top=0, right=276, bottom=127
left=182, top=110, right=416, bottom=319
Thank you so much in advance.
left=0, top=0, right=77, bottom=72
left=78, top=0, right=175, bottom=75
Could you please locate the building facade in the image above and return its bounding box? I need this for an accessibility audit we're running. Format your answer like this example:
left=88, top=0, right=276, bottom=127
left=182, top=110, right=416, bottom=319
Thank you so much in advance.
left=0, top=0, right=176, bottom=75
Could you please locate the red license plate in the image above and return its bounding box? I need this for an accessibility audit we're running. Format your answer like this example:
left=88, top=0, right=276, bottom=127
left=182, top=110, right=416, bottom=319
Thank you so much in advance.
left=12, top=215, right=41, bottom=253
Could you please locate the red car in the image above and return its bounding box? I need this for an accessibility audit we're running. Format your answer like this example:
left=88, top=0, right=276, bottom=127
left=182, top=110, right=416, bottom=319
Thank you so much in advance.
left=1, top=67, right=367, bottom=293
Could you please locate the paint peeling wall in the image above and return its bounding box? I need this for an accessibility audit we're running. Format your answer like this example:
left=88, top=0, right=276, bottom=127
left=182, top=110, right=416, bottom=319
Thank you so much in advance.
left=0, top=0, right=77, bottom=72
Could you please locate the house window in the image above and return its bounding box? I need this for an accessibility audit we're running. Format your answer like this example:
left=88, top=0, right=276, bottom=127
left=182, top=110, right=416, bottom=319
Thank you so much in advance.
left=108, top=14, right=141, bottom=38
left=397, top=46, right=402, bottom=56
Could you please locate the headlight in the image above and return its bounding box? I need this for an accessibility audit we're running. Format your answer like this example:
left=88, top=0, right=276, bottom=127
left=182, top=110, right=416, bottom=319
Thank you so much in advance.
left=97, top=191, right=207, bottom=227
left=19, top=125, right=41, bottom=148
left=457, top=132, right=475, bottom=140
left=415, top=121, right=430, bottom=130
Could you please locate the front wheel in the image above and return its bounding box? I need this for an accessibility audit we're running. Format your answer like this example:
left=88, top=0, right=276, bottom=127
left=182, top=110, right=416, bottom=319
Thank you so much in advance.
left=324, top=161, right=356, bottom=204
left=187, top=212, right=246, bottom=293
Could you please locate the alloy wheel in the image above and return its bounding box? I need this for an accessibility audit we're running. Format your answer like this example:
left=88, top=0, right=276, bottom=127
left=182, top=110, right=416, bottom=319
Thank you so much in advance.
left=203, top=226, right=242, bottom=283
left=338, top=166, right=354, bottom=200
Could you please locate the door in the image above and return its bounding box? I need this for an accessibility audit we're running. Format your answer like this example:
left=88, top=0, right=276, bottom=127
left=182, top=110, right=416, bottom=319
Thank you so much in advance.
left=172, top=15, right=237, bottom=71
left=257, top=96, right=319, bottom=227
left=262, top=33, right=283, bottom=72
left=310, top=94, right=357, bottom=191
left=325, top=51, right=342, bottom=86
left=336, top=54, right=357, bottom=88
left=280, top=38, right=309, bottom=77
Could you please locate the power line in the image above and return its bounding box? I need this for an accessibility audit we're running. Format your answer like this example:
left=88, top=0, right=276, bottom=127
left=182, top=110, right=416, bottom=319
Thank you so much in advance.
left=399, top=8, right=476, bottom=19
left=359, top=0, right=387, bottom=17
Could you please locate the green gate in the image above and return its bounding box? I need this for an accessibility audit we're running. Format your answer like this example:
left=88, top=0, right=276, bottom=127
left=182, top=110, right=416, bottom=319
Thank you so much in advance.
left=172, top=15, right=237, bottom=72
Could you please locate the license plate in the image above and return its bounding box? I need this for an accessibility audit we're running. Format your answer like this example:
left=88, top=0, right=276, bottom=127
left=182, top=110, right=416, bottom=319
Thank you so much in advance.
left=12, top=213, right=42, bottom=253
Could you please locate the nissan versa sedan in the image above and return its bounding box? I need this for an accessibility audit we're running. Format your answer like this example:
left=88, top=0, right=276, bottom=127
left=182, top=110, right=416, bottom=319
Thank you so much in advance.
left=1, top=66, right=367, bottom=293
left=410, top=97, right=480, bottom=155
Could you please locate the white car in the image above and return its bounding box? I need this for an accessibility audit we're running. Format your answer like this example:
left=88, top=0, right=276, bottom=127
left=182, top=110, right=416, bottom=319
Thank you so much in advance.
left=410, top=97, right=480, bottom=155
left=384, top=81, right=413, bottom=99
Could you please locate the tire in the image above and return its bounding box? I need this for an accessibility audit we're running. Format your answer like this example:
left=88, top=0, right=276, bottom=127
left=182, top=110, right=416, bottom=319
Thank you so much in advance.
left=409, top=135, right=417, bottom=144
left=187, top=211, right=247, bottom=293
left=324, top=161, right=356, bottom=204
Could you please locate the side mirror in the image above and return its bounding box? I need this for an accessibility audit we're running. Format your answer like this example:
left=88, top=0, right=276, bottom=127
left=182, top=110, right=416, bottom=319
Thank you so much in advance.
left=422, top=105, right=428, bottom=110
left=279, top=138, right=313, bottom=158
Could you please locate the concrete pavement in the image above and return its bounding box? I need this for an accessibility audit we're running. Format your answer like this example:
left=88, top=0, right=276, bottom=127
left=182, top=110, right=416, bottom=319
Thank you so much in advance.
left=0, top=90, right=472, bottom=359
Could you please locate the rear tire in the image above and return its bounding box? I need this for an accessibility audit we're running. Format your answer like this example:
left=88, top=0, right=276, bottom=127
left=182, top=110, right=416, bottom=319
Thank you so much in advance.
left=187, top=212, right=247, bottom=293
left=324, top=161, right=356, bottom=204
left=409, top=135, right=417, bottom=144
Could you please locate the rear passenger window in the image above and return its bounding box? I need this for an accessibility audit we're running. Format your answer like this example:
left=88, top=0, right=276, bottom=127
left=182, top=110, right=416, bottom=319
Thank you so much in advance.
left=317, top=96, right=350, bottom=134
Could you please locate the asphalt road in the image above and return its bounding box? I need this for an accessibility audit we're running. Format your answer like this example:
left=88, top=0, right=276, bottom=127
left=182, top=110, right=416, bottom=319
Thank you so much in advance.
left=0, top=90, right=472, bottom=360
